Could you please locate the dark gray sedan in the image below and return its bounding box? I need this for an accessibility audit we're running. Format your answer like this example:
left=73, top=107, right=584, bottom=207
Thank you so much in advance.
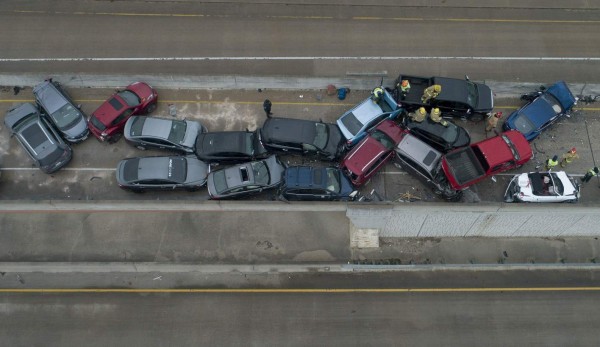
left=33, top=79, right=89, bottom=143
left=207, top=155, right=285, bottom=199
left=124, top=116, right=206, bottom=153
left=4, top=103, right=72, bottom=174
left=116, top=155, right=208, bottom=192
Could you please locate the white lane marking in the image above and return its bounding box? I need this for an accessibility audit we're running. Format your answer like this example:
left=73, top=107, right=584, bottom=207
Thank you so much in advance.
left=0, top=56, right=599, bottom=62
left=0, top=168, right=115, bottom=171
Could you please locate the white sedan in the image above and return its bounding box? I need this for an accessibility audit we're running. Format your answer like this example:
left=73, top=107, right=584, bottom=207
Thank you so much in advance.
left=504, top=171, right=580, bottom=203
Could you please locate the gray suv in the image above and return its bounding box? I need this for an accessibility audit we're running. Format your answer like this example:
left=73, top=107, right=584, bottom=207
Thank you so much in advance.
left=4, top=103, right=72, bottom=174
left=394, top=133, right=461, bottom=201
left=124, top=116, right=206, bottom=153
left=33, top=79, right=89, bottom=143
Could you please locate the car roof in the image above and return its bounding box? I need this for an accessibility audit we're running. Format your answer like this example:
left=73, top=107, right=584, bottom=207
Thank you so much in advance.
left=261, top=117, right=317, bottom=144
left=221, top=162, right=256, bottom=188
left=122, top=156, right=187, bottom=183
left=284, top=166, right=328, bottom=189
left=140, top=117, right=173, bottom=138
left=197, top=131, right=252, bottom=154
left=33, top=81, right=68, bottom=114
left=343, top=98, right=384, bottom=124
left=432, top=77, right=469, bottom=105
left=396, top=134, right=442, bottom=172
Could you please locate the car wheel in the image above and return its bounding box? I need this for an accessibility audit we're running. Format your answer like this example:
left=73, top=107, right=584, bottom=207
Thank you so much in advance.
left=145, top=103, right=157, bottom=114
left=469, top=113, right=484, bottom=122
left=108, top=133, right=122, bottom=144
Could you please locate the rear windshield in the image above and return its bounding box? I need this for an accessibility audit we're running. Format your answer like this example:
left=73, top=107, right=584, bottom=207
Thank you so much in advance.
left=512, top=113, right=536, bottom=134
left=39, top=147, right=64, bottom=166
left=168, top=120, right=187, bottom=144
left=117, top=90, right=140, bottom=107
left=313, top=123, right=329, bottom=150
left=340, top=113, right=363, bottom=136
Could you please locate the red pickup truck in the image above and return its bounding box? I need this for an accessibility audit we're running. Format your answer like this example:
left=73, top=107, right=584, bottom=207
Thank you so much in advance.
left=441, top=130, right=533, bottom=190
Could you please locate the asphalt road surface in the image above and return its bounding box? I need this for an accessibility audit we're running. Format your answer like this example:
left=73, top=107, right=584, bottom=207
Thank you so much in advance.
left=0, top=0, right=599, bottom=81
left=2, top=267, right=600, bottom=346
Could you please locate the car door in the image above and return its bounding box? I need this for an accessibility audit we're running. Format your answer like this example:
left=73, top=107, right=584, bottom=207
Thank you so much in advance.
left=141, top=137, right=177, bottom=151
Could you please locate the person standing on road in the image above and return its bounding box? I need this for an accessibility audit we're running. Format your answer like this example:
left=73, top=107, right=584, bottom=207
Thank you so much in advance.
left=408, top=107, right=427, bottom=123
left=421, top=84, right=441, bottom=103
left=485, top=112, right=502, bottom=132
left=263, top=99, right=272, bottom=118
left=371, top=87, right=384, bottom=103
left=545, top=155, right=559, bottom=171
left=581, top=166, right=599, bottom=183
left=560, top=148, right=579, bottom=168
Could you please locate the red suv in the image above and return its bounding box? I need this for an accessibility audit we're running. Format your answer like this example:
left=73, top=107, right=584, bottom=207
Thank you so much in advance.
left=88, top=82, right=158, bottom=143
left=341, top=120, right=408, bottom=187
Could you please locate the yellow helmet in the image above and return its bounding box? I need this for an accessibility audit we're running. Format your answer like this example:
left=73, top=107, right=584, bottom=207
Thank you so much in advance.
left=418, top=107, right=427, bottom=115
left=433, top=85, right=442, bottom=92
left=432, top=108, right=441, bottom=116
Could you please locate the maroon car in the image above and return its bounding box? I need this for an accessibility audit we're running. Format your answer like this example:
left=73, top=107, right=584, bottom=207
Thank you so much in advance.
left=341, top=120, right=408, bottom=187
left=88, top=82, right=158, bottom=142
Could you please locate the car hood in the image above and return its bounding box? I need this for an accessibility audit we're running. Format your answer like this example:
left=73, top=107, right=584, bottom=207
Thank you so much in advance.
left=61, top=117, right=89, bottom=140
left=547, top=81, right=576, bottom=111
left=475, top=83, right=493, bottom=113
left=343, top=137, right=386, bottom=173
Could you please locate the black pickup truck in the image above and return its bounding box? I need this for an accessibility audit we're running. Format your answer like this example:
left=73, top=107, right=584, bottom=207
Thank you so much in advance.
left=393, top=75, right=494, bottom=121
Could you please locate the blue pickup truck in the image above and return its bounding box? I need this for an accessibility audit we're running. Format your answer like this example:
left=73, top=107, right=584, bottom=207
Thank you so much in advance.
left=503, top=81, right=577, bottom=141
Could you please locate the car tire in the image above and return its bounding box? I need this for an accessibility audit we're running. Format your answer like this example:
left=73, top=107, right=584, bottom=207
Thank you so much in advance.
left=108, top=133, right=122, bottom=144
left=145, top=103, right=157, bottom=114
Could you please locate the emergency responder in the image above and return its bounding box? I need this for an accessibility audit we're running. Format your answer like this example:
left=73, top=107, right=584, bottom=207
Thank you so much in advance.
left=581, top=167, right=599, bottom=183
left=485, top=112, right=502, bottom=132
left=371, top=87, right=384, bottom=103
left=560, top=148, right=580, bottom=168
left=421, top=84, right=441, bottom=103
left=429, top=108, right=448, bottom=126
left=399, top=79, right=411, bottom=99
left=545, top=155, right=559, bottom=171
left=409, top=107, right=427, bottom=123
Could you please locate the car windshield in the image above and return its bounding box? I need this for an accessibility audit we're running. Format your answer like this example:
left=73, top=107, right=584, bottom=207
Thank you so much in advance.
left=340, top=113, right=363, bottom=136
left=313, top=123, right=329, bottom=150
left=212, top=171, right=228, bottom=194
left=502, top=135, right=520, bottom=161
left=51, top=103, right=81, bottom=129
left=466, top=81, right=478, bottom=108
left=117, top=90, right=141, bottom=107
left=371, top=130, right=396, bottom=150
left=90, top=115, right=106, bottom=131
left=251, top=160, right=270, bottom=185
left=512, top=113, right=536, bottom=134
left=168, top=120, right=187, bottom=144
left=539, top=93, right=563, bottom=114
left=167, top=157, right=187, bottom=184
left=550, top=173, right=565, bottom=195
left=325, top=168, right=341, bottom=193
left=129, top=117, right=145, bottom=136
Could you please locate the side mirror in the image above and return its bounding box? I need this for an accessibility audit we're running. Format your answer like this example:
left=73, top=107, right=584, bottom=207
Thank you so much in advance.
left=465, top=75, right=470, bottom=81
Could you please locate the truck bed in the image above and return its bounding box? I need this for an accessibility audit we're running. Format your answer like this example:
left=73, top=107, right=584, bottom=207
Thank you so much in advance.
left=443, top=147, right=486, bottom=186
left=396, top=75, right=432, bottom=105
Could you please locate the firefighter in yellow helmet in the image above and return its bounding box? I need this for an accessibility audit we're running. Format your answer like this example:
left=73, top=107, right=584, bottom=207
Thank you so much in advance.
left=421, top=84, right=442, bottom=103
left=408, top=107, right=427, bottom=123
left=371, top=87, right=384, bottom=103
left=429, top=107, right=448, bottom=126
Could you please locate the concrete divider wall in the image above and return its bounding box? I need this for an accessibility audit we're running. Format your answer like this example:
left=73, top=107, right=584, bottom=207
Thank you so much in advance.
left=347, top=204, right=600, bottom=237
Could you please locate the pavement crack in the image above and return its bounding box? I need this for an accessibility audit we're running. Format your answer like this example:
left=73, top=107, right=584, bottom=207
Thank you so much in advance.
left=153, top=222, right=169, bottom=262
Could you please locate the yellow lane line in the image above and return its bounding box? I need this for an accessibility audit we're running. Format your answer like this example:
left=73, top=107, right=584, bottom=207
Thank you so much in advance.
left=10, top=10, right=600, bottom=24
left=2, top=287, right=600, bottom=293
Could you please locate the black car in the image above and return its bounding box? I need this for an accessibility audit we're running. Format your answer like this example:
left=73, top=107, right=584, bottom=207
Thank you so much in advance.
left=394, top=75, right=494, bottom=121
left=260, top=117, right=344, bottom=161
left=401, top=112, right=471, bottom=153
left=33, top=79, right=89, bottom=143
left=4, top=103, right=72, bottom=174
left=194, top=130, right=268, bottom=163
left=279, top=166, right=357, bottom=201
left=116, top=155, right=209, bottom=192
